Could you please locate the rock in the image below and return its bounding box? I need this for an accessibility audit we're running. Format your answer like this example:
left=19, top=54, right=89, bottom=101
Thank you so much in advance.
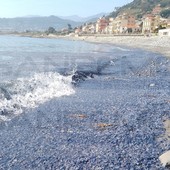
left=159, top=150, right=170, bottom=167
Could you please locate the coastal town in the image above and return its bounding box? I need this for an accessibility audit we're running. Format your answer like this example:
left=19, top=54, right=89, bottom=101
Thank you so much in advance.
left=3, top=3, right=168, bottom=38
left=71, top=4, right=170, bottom=36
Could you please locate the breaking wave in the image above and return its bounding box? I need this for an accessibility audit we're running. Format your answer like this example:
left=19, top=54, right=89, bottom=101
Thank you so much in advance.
left=0, top=72, right=75, bottom=121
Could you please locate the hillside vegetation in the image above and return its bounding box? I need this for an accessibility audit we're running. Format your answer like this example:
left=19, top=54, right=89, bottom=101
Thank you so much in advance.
left=109, top=0, right=170, bottom=18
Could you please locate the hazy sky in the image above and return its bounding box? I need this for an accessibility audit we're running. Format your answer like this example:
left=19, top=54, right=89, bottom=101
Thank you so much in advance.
left=0, top=0, right=133, bottom=18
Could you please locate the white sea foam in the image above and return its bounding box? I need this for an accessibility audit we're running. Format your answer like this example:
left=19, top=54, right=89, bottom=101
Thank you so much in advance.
left=0, top=72, right=75, bottom=121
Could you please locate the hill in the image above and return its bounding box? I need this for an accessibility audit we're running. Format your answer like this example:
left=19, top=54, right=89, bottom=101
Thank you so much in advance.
left=59, top=13, right=108, bottom=22
left=0, top=16, right=82, bottom=32
left=109, top=0, right=170, bottom=19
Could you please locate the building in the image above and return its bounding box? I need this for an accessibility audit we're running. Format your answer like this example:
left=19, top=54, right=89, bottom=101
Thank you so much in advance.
left=152, top=4, right=162, bottom=15
left=96, top=17, right=109, bottom=33
left=167, top=19, right=170, bottom=28
left=158, top=18, right=169, bottom=29
left=135, top=20, right=143, bottom=33
left=142, top=15, right=160, bottom=33
left=82, top=24, right=89, bottom=33
left=106, top=17, right=119, bottom=34
left=75, top=28, right=82, bottom=34
left=126, top=15, right=136, bottom=32
left=113, top=14, right=136, bottom=34
left=106, top=18, right=115, bottom=34
left=142, top=15, right=153, bottom=33
left=159, top=29, right=170, bottom=36
left=81, top=23, right=96, bottom=34
left=88, top=24, right=96, bottom=34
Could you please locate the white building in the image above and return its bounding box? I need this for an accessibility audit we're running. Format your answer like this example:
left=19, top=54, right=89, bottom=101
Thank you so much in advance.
left=158, top=29, right=170, bottom=36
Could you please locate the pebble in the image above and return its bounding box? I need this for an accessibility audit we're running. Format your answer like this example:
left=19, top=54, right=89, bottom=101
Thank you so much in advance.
left=149, top=83, right=155, bottom=87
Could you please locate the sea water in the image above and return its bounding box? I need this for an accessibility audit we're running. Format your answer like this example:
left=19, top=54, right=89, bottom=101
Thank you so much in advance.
left=0, top=35, right=119, bottom=120
left=0, top=35, right=158, bottom=121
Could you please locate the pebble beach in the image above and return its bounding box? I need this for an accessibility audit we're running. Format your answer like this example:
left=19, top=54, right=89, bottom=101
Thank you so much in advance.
left=0, top=35, right=170, bottom=169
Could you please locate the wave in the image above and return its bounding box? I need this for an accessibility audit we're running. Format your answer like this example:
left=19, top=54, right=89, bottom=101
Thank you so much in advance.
left=0, top=72, right=75, bottom=121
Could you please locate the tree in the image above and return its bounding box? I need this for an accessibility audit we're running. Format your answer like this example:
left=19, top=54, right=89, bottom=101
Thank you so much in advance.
left=46, top=27, right=56, bottom=34
left=115, top=7, right=120, bottom=11
left=160, top=9, right=170, bottom=18
left=67, top=24, right=72, bottom=30
left=137, top=14, right=143, bottom=19
left=160, top=1, right=170, bottom=8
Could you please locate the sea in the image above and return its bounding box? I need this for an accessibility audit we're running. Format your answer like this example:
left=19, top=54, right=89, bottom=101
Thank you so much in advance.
left=0, top=35, right=142, bottom=121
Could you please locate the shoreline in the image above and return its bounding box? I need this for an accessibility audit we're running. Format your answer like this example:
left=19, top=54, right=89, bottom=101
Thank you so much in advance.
left=2, top=33, right=170, bottom=58
left=67, top=35, right=170, bottom=58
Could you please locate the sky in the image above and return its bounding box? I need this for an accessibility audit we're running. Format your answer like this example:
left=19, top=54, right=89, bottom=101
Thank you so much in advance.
left=0, top=0, right=133, bottom=18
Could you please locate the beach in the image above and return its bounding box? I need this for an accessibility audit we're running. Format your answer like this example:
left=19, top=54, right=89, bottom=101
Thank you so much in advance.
left=0, top=35, right=170, bottom=169
left=67, top=35, right=170, bottom=58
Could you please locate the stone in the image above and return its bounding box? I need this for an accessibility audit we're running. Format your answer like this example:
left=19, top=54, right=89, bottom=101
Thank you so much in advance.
left=149, top=84, right=155, bottom=87
left=159, top=150, right=170, bottom=167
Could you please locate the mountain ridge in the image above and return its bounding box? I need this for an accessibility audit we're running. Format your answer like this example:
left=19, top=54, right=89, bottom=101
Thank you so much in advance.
left=0, top=16, right=82, bottom=32
left=59, top=13, right=108, bottom=22
left=0, top=13, right=108, bottom=32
